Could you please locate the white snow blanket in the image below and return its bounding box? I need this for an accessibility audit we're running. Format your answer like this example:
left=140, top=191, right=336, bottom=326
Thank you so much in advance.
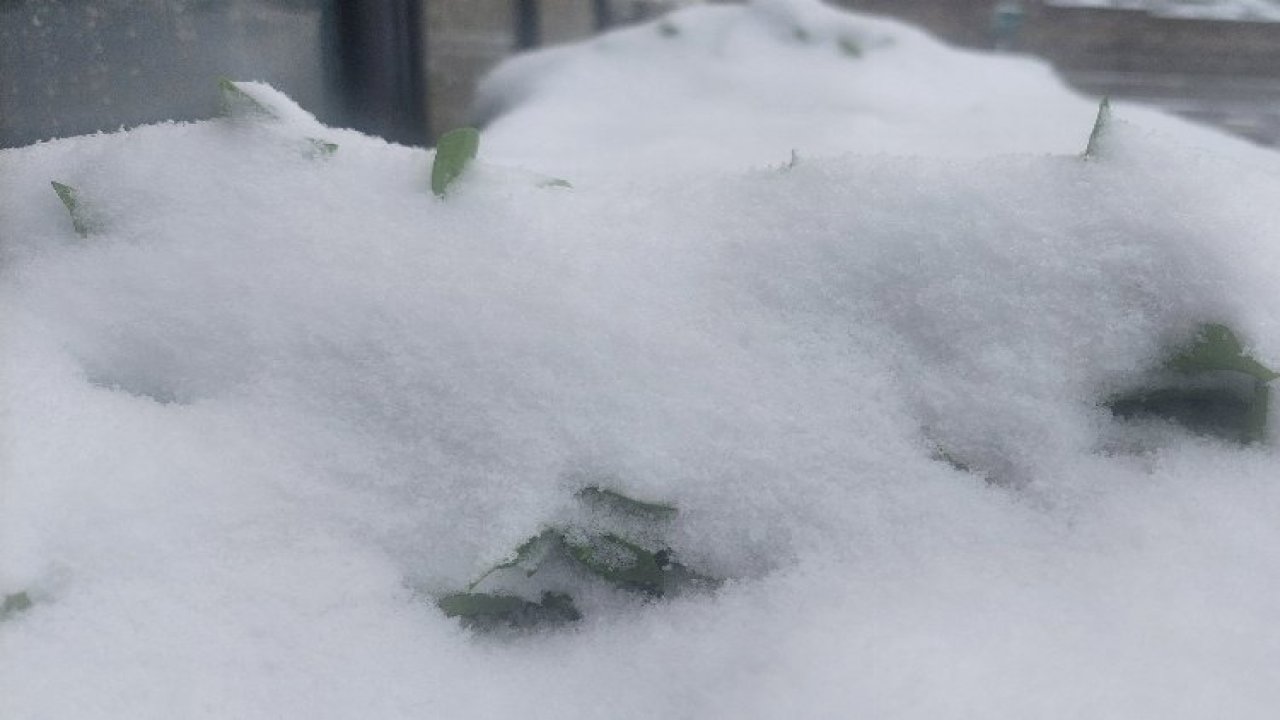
left=3, top=2, right=1280, bottom=718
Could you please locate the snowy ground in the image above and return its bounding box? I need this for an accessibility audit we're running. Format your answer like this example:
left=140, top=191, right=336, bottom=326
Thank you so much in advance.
left=4, top=1, right=1280, bottom=718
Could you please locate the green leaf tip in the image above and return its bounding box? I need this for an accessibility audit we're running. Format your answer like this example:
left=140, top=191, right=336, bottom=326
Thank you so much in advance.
left=1083, top=96, right=1111, bottom=159
left=838, top=36, right=863, bottom=58
left=218, top=78, right=275, bottom=119
left=431, top=127, right=480, bottom=198
left=51, top=181, right=91, bottom=237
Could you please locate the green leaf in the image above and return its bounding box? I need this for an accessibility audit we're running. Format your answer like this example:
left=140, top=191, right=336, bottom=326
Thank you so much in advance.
left=1167, top=324, right=1279, bottom=382
left=565, top=533, right=670, bottom=595
left=431, top=127, right=480, bottom=198
left=438, top=592, right=527, bottom=618
left=1083, top=96, right=1111, bottom=160
left=1104, top=323, right=1277, bottom=444
left=307, top=138, right=339, bottom=157
left=931, top=447, right=972, bottom=474
left=576, top=486, right=677, bottom=522
left=467, top=528, right=563, bottom=591
left=51, top=181, right=91, bottom=237
left=838, top=36, right=863, bottom=58
left=2, top=592, right=31, bottom=620
left=218, top=78, right=275, bottom=119
left=437, top=591, right=581, bottom=629
left=564, top=533, right=721, bottom=597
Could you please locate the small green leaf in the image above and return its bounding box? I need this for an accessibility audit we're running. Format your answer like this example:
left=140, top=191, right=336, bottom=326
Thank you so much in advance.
left=537, top=177, right=573, bottom=189
left=218, top=78, right=275, bottom=119
left=576, top=486, right=677, bottom=522
left=437, top=591, right=581, bottom=629
left=565, top=533, right=670, bottom=595
left=1083, top=96, right=1111, bottom=160
left=2, top=592, right=32, bottom=620
left=307, top=137, right=338, bottom=157
left=467, top=529, right=563, bottom=591
left=1105, top=323, right=1277, bottom=444
left=838, top=36, right=862, bottom=58
left=1167, top=324, right=1279, bottom=382
left=51, top=181, right=91, bottom=237
left=931, top=447, right=972, bottom=474
left=431, top=127, right=480, bottom=198
left=438, top=592, right=527, bottom=618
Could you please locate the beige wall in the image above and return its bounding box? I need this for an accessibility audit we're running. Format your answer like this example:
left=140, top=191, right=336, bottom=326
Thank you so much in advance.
left=426, top=0, right=518, bottom=136
left=424, top=0, right=683, bottom=140
left=541, top=0, right=599, bottom=46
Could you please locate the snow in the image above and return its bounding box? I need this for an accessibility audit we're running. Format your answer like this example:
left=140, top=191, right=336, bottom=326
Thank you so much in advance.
left=4, top=1, right=1280, bottom=717
left=475, top=0, right=1266, bottom=178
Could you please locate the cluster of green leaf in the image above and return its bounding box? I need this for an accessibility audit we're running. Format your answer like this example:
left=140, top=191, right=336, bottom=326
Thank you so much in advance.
left=438, top=486, right=719, bottom=631
left=1106, top=323, right=1278, bottom=443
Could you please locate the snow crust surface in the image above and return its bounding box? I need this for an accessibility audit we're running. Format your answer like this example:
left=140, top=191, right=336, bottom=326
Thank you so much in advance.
left=4, top=2, right=1280, bottom=718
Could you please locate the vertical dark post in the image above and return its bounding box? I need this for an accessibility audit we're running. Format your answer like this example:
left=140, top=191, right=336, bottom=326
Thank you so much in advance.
left=514, top=0, right=540, bottom=50
left=329, top=0, right=429, bottom=146
left=593, top=0, right=615, bottom=31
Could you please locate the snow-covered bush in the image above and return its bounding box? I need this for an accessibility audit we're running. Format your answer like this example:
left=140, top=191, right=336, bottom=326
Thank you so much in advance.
left=4, top=2, right=1280, bottom=718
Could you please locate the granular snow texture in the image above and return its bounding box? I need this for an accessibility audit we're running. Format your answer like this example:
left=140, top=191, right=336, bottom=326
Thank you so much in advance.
left=3, top=2, right=1280, bottom=718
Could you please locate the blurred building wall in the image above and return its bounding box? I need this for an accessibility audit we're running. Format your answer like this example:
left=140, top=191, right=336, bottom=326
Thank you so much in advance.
left=426, top=0, right=603, bottom=136
left=835, top=0, right=1280, bottom=78
left=1025, top=3, right=1280, bottom=76
left=835, top=0, right=1280, bottom=145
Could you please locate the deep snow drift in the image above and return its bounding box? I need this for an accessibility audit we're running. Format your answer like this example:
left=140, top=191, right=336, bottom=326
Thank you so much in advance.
left=4, top=2, right=1280, bottom=718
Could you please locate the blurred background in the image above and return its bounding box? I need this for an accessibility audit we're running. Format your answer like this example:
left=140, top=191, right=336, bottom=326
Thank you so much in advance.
left=3, top=0, right=1279, bottom=149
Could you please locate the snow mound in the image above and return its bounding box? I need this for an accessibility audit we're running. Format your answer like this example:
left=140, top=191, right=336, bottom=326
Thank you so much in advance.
left=476, top=0, right=1266, bottom=180
left=4, top=3, right=1280, bottom=719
